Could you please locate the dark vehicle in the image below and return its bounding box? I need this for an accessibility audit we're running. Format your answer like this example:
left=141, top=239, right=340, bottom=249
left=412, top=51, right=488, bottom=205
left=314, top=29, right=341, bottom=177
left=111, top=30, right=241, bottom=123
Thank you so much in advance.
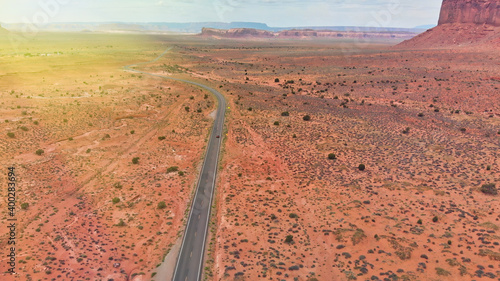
left=216, top=135, right=220, bottom=138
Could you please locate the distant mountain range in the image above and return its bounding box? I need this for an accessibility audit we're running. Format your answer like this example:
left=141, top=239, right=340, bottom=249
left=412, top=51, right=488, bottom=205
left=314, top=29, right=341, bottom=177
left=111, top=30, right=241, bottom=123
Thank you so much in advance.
left=0, top=22, right=430, bottom=34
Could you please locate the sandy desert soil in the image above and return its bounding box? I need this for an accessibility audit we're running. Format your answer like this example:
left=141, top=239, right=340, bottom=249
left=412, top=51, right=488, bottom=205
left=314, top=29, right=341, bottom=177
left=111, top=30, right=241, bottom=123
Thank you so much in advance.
left=0, top=34, right=217, bottom=281
left=1, top=33, right=499, bottom=281
left=149, top=39, right=499, bottom=281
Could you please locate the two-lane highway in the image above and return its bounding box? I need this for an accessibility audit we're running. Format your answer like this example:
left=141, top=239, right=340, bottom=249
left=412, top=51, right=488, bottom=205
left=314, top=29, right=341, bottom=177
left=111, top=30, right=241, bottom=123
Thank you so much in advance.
left=125, top=48, right=226, bottom=281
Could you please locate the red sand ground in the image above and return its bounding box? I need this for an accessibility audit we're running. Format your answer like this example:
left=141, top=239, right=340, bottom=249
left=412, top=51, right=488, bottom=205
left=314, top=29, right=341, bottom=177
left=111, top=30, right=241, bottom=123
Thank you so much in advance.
left=164, top=40, right=499, bottom=281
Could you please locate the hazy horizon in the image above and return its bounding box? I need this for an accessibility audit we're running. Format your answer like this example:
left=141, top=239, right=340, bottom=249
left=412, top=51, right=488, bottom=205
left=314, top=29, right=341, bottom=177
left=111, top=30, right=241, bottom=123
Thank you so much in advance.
left=0, top=0, right=441, bottom=28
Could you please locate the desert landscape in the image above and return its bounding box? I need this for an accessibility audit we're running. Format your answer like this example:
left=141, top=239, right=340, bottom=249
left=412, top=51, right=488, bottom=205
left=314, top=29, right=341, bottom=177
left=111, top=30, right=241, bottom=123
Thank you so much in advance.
left=1, top=0, right=499, bottom=280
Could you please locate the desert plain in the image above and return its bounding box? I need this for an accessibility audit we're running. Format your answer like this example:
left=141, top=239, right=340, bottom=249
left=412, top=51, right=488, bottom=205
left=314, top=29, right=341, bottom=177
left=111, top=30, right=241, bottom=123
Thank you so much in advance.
left=0, top=32, right=499, bottom=281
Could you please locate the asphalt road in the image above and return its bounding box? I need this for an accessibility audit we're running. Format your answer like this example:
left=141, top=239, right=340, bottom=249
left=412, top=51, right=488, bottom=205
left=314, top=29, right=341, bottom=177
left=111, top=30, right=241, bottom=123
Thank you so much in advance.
left=125, top=48, right=226, bottom=281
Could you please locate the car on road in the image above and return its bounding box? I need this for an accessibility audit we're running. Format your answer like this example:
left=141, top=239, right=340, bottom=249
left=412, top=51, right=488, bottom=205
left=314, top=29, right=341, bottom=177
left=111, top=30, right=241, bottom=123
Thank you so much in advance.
left=216, top=135, right=220, bottom=138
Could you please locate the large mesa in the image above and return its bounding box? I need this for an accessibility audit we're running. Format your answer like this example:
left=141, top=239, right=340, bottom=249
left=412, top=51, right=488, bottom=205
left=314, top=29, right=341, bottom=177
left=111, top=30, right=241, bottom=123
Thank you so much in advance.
left=438, top=0, right=500, bottom=26
left=396, top=0, right=500, bottom=48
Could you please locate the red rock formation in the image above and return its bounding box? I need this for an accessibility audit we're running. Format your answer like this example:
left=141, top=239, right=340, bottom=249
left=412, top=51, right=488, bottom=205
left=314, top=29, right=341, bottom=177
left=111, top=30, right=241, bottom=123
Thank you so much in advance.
left=438, top=0, right=500, bottom=26
left=200, top=27, right=417, bottom=40
left=200, top=27, right=275, bottom=38
left=396, top=0, right=500, bottom=48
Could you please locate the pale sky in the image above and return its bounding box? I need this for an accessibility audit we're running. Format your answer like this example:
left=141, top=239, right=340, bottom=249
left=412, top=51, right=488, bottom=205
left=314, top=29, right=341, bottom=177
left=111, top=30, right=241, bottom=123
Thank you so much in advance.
left=0, top=0, right=442, bottom=28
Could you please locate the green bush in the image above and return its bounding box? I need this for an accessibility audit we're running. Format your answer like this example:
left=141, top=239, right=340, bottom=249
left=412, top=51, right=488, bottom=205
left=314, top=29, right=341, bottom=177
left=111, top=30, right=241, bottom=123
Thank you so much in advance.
left=480, top=183, right=497, bottom=195
left=21, top=203, right=29, bottom=210
left=436, top=267, right=450, bottom=276
left=132, top=157, right=140, bottom=164
left=275, top=78, right=280, bottom=83
left=358, top=164, right=366, bottom=171
left=289, top=213, right=298, bottom=218
left=328, top=153, right=336, bottom=160
left=20, top=126, right=28, bottom=131
left=303, top=115, right=311, bottom=121
left=112, top=197, right=120, bottom=204
left=158, top=136, right=166, bottom=140
left=285, top=235, right=293, bottom=243
left=157, top=201, right=167, bottom=209
left=7, top=132, right=15, bottom=138
left=274, top=121, right=279, bottom=126
left=432, top=216, right=438, bottom=222
left=281, top=111, right=289, bottom=116
left=35, top=149, right=44, bottom=156
left=167, top=166, right=179, bottom=173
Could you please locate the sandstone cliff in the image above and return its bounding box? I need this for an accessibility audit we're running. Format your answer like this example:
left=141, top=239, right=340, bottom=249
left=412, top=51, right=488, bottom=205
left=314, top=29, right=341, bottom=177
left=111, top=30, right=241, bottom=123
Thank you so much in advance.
left=200, top=27, right=417, bottom=40
left=438, top=0, right=500, bottom=26
left=200, top=28, right=275, bottom=38
left=396, top=0, right=500, bottom=48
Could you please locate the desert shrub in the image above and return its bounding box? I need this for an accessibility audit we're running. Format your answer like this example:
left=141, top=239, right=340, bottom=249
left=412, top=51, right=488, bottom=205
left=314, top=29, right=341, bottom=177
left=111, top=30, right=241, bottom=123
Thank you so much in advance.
left=130, top=130, right=135, bottom=134
left=184, top=106, right=190, bottom=112
left=158, top=136, right=166, bottom=140
left=167, top=166, right=179, bottom=173
left=112, top=197, right=120, bottom=204
left=281, top=111, right=289, bottom=116
left=116, top=219, right=126, bottom=226
left=352, top=229, right=367, bottom=245
left=35, top=149, right=44, bottom=156
left=7, top=132, right=15, bottom=138
left=247, top=107, right=252, bottom=111
left=157, top=201, right=167, bottom=209
left=460, top=127, right=466, bottom=132
left=417, top=219, right=422, bottom=225
left=274, top=121, right=279, bottom=126
left=486, top=165, right=491, bottom=170
left=303, top=115, right=311, bottom=121
left=275, top=78, right=280, bottom=83
left=417, top=113, right=424, bottom=117
left=21, top=203, right=29, bottom=210
left=20, top=126, right=28, bottom=131
left=113, top=182, right=123, bottom=189
left=402, top=127, right=410, bottom=134
left=178, top=171, right=184, bottom=176
left=132, top=157, right=140, bottom=164
left=480, top=183, right=497, bottom=195
left=33, top=121, right=39, bottom=125
left=436, top=268, right=450, bottom=276
left=432, top=216, right=438, bottom=222
left=86, top=149, right=91, bottom=153
left=328, top=153, right=336, bottom=160
left=358, top=164, right=366, bottom=171
left=289, top=213, right=298, bottom=218
left=285, top=235, right=293, bottom=243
